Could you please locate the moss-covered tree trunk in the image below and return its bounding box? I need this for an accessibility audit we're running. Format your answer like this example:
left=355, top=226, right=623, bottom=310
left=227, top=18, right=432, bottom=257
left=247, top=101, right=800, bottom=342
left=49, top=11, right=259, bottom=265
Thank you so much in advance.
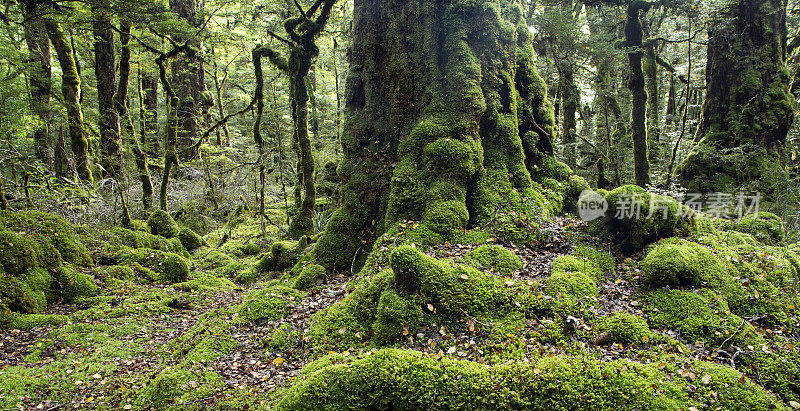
left=22, top=1, right=53, bottom=168
left=677, top=0, right=794, bottom=198
left=116, top=21, right=154, bottom=210
left=560, top=61, right=579, bottom=170
left=140, top=70, right=160, bottom=156
left=169, top=0, right=208, bottom=160
left=316, top=0, right=561, bottom=270
left=625, top=1, right=650, bottom=187
left=45, top=19, right=92, bottom=184
left=92, top=4, right=123, bottom=181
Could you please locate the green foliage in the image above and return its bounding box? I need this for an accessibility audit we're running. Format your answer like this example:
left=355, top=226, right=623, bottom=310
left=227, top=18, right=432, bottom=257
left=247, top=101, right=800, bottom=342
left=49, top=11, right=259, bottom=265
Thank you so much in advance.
left=462, top=244, right=523, bottom=276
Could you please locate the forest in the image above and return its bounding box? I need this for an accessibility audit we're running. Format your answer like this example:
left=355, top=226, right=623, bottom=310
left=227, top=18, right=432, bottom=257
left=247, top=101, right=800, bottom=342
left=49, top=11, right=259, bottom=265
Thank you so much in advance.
left=1, top=0, right=800, bottom=408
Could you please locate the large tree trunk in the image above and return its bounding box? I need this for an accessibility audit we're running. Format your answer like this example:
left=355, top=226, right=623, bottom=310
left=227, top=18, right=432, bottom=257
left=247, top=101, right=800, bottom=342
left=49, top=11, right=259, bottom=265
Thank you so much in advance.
left=316, top=0, right=561, bottom=271
left=22, top=2, right=53, bottom=167
left=92, top=4, right=123, bottom=181
left=45, top=19, right=92, bottom=184
left=169, top=0, right=208, bottom=160
left=677, top=0, right=794, bottom=198
left=626, top=1, right=651, bottom=187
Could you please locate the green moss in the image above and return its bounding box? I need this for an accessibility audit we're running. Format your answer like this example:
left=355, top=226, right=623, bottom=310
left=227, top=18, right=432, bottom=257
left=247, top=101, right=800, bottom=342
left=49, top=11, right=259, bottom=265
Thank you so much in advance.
left=574, top=245, right=614, bottom=275
left=0, top=230, right=41, bottom=275
left=276, top=348, right=783, bottom=410
left=643, top=289, right=755, bottom=346
left=462, top=244, right=523, bottom=276
left=177, top=228, right=206, bottom=251
left=3, top=313, right=68, bottom=330
left=562, top=175, right=590, bottom=214
left=147, top=209, right=180, bottom=239
left=544, top=271, right=597, bottom=302
left=588, top=185, right=699, bottom=253
left=201, top=249, right=233, bottom=270
left=642, top=238, right=747, bottom=310
left=551, top=255, right=602, bottom=280
left=734, top=212, right=785, bottom=245
left=0, top=210, right=91, bottom=267
left=135, top=368, right=221, bottom=408
left=293, top=264, right=326, bottom=290
left=267, top=323, right=300, bottom=352
left=372, top=289, right=424, bottom=345
left=174, top=201, right=211, bottom=235
left=118, top=248, right=190, bottom=283
left=0, top=270, right=49, bottom=314
left=595, top=312, right=651, bottom=345
left=256, top=240, right=304, bottom=273
left=238, top=285, right=302, bottom=324
left=52, top=265, right=98, bottom=301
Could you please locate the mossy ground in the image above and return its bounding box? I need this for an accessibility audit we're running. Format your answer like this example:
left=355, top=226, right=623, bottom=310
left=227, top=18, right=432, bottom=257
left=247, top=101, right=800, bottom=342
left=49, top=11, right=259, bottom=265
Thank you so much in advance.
left=2, top=202, right=799, bottom=409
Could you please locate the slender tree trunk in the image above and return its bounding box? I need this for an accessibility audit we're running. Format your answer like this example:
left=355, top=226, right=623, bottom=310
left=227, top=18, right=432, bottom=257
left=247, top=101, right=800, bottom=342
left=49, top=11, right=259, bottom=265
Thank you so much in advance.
left=92, top=4, right=123, bottom=181
left=160, top=96, right=179, bottom=211
left=559, top=62, right=579, bottom=170
left=665, top=73, right=676, bottom=122
left=116, top=22, right=154, bottom=210
left=253, top=47, right=268, bottom=233
left=140, top=70, right=160, bottom=156
left=45, top=19, right=92, bottom=184
left=644, top=41, right=660, bottom=161
left=22, top=2, right=53, bottom=167
left=626, top=1, right=650, bottom=187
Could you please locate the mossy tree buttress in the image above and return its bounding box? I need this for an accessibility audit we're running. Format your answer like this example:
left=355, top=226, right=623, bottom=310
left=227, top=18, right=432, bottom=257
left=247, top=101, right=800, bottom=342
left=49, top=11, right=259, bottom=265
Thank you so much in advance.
left=677, top=0, right=795, bottom=198
left=316, top=0, right=561, bottom=271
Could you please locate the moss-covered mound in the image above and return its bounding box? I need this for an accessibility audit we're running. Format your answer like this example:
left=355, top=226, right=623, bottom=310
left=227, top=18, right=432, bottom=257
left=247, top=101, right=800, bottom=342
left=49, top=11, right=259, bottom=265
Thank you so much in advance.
left=238, top=285, right=302, bottom=324
left=293, top=264, right=326, bottom=290
left=117, top=248, right=190, bottom=283
left=177, top=227, right=206, bottom=251
left=276, top=349, right=784, bottom=410
left=734, top=212, right=785, bottom=246
left=543, top=255, right=599, bottom=303
left=147, top=209, right=181, bottom=239
left=255, top=237, right=307, bottom=273
left=0, top=210, right=91, bottom=267
left=461, top=244, right=523, bottom=276
left=595, top=312, right=651, bottom=345
left=52, top=265, right=98, bottom=301
left=587, top=185, right=699, bottom=253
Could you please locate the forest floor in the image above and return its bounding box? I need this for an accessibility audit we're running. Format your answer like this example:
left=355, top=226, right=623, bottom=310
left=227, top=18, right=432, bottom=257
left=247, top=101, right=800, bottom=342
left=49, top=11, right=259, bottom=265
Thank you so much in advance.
left=0, top=209, right=798, bottom=410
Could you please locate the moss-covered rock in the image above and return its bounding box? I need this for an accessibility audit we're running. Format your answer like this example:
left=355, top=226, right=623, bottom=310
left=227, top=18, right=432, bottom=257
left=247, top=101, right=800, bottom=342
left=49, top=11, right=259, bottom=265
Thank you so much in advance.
left=0, top=210, right=91, bottom=267
left=562, top=175, right=590, bottom=214
left=587, top=185, right=699, bottom=253
left=544, top=270, right=597, bottom=302
left=595, top=312, right=651, bottom=345
left=177, top=228, right=206, bottom=251
left=642, top=238, right=747, bottom=310
left=734, top=212, right=785, bottom=245
left=0, top=269, right=49, bottom=314
left=551, top=255, right=602, bottom=280
left=52, top=265, right=98, bottom=301
left=372, top=289, right=423, bottom=345
left=573, top=245, right=614, bottom=275
left=118, top=248, right=190, bottom=283
left=0, top=231, right=42, bottom=276
left=292, top=264, right=326, bottom=290
left=643, top=289, right=754, bottom=346
left=147, top=209, right=180, bottom=239
left=276, top=348, right=783, bottom=410
left=462, top=244, right=523, bottom=276
left=256, top=239, right=305, bottom=273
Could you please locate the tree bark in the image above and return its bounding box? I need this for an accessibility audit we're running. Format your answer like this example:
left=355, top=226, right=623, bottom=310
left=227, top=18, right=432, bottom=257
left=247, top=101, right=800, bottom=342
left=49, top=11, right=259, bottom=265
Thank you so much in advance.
left=140, top=70, right=160, bottom=156
left=22, top=2, right=53, bottom=167
left=116, top=21, right=154, bottom=210
left=677, top=0, right=794, bottom=198
left=316, top=0, right=562, bottom=271
left=559, top=61, right=579, bottom=170
left=45, top=18, right=92, bottom=184
left=626, top=1, right=651, bottom=187
left=92, top=3, right=123, bottom=181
